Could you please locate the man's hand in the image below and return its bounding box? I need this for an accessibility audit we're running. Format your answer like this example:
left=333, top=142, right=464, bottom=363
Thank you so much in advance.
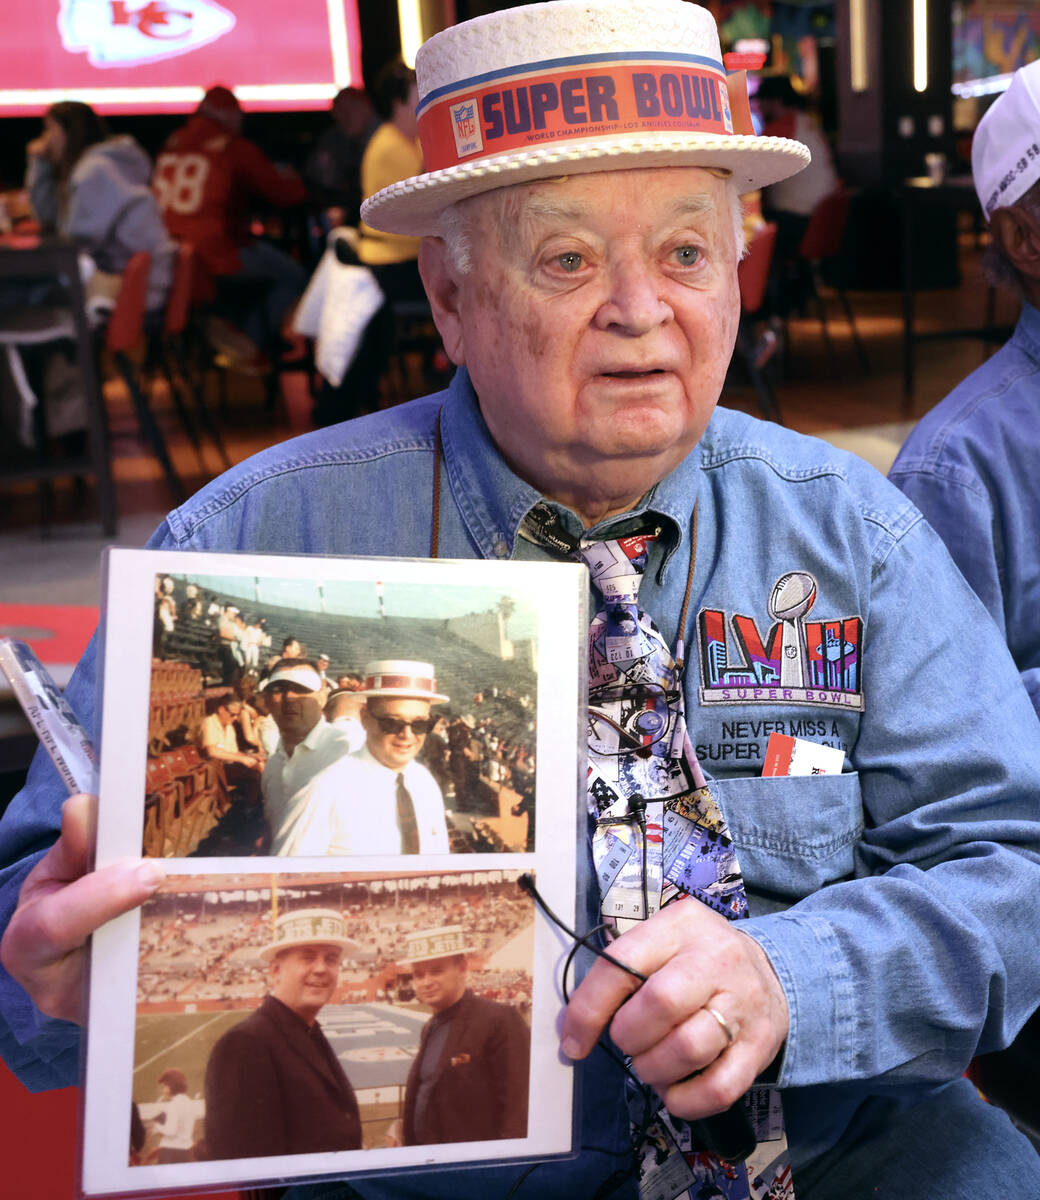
left=0, top=794, right=165, bottom=1024
left=560, top=898, right=788, bottom=1120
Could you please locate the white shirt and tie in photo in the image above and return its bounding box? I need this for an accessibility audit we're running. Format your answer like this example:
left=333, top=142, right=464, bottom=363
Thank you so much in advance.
left=270, top=745, right=450, bottom=856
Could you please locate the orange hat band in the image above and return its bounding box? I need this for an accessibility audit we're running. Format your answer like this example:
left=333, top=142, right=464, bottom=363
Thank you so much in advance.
left=418, top=53, right=734, bottom=174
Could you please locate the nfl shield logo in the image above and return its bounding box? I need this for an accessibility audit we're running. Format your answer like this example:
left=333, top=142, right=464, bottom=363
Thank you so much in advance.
left=450, top=99, right=483, bottom=158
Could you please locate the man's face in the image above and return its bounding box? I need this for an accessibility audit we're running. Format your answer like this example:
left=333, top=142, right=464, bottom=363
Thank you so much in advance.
left=269, top=944, right=343, bottom=1022
left=423, top=167, right=740, bottom=522
left=265, top=682, right=326, bottom=741
left=218, top=702, right=241, bottom=728
left=362, top=697, right=433, bottom=770
left=412, top=954, right=467, bottom=1013
left=283, top=640, right=302, bottom=659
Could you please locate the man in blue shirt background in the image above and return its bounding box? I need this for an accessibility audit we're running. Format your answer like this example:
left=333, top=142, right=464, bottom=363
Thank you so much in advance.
left=890, top=59, right=1040, bottom=717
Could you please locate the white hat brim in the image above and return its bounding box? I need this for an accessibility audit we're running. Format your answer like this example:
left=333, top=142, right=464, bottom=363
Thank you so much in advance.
left=363, top=132, right=810, bottom=236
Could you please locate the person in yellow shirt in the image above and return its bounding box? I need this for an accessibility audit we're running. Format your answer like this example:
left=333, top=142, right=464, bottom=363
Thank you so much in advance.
left=358, top=60, right=423, bottom=291
left=314, top=60, right=428, bottom=426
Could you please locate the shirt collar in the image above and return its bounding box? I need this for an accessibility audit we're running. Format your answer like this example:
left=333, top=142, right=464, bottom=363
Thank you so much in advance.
left=277, top=716, right=330, bottom=759
left=441, top=368, right=701, bottom=571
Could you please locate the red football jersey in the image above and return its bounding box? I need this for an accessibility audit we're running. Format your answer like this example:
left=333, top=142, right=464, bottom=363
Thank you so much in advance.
left=154, top=115, right=307, bottom=276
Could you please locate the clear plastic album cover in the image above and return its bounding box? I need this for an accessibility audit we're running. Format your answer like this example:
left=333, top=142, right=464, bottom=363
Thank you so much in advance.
left=81, top=548, right=587, bottom=1197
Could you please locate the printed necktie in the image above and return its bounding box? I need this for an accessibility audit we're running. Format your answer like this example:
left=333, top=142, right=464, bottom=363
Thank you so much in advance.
left=569, top=515, right=794, bottom=1200
left=396, top=772, right=420, bottom=854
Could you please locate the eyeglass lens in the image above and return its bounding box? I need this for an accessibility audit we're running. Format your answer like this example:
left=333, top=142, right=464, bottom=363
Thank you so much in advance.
left=375, top=716, right=433, bottom=735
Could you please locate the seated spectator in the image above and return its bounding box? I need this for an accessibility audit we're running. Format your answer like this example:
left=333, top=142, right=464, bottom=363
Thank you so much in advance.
left=25, top=101, right=176, bottom=313
left=8, top=101, right=176, bottom=441
left=753, top=75, right=839, bottom=319
left=232, top=671, right=264, bottom=755
left=199, top=696, right=260, bottom=768
left=314, top=61, right=425, bottom=425
left=153, top=85, right=308, bottom=365
left=251, top=690, right=281, bottom=758
left=303, top=86, right=378, bottom=228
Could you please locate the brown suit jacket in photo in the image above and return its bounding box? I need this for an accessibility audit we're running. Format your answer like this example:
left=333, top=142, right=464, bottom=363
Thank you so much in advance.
left=403, top=989, right=530, bottom=1146
left=204, top=993, right=361, bottom=1160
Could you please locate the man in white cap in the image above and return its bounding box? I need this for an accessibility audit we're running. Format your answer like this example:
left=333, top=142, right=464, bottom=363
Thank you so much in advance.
left=890, top=60, right=1040, bottom=718
left=204, top=908, right=362, bottom=1159
left=3, top=3, right=1040, bottom=1199
left=269, top=659, right=450, bottom=856
left=387, top=926, right=529, bottom=1147
left=258, top=658, right=355, bottom=847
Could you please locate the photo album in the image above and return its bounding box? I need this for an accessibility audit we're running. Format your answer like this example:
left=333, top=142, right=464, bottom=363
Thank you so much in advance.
left=81, top=547, right=587, bottom=1196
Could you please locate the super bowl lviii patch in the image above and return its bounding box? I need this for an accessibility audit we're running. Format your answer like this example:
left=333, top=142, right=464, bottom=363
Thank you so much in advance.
left=697, top=571, right=864, bottom=712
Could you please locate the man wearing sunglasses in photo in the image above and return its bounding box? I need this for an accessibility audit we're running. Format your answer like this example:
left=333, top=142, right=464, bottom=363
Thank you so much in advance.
left=269, top=659, right=451, bottom=856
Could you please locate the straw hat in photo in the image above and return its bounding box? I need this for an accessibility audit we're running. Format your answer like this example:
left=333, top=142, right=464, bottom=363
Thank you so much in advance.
left=362, top=0, right=810, bottom=236
left=259, top=908, right=358, bottom=962
left=402, top=925, right=475, bottom=965
left=360, top=659, right=449, bottom=704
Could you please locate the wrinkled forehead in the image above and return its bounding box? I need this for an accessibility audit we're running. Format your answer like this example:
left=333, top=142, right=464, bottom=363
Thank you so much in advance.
left=464, top=164, right=732, bottom=246
left=275, top=943, right=343, bottom=966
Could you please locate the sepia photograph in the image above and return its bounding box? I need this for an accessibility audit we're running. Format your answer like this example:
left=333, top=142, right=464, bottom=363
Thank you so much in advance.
left=95, top=548, right=585, bottom=861
left=83, top=867, right=575, bottom=1196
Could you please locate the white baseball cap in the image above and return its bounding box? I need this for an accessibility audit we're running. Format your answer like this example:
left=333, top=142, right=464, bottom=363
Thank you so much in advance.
left=259, top=661, right=324, bottom=693
left=972, top=61, right=1040, bottom=219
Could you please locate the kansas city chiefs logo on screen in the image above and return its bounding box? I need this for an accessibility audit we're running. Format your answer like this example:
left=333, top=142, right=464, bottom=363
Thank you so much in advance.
left=59, top=0, right=236, bottom=67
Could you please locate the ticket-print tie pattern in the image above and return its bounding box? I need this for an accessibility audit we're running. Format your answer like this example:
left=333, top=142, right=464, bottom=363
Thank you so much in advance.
left=577, top=533, right=794, bottom=1200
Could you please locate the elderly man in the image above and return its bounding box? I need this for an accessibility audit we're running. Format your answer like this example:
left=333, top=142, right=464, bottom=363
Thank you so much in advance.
left=889, top=60, right=1040, bottom=718
left=204, top=908, right=361, bottom=1160
left=1, top=3, right=1039, bottom=1199
left=390, top=926, right=529, bottom=1147
left=258, top=658, right=355, bottom=847
left=269, top=659, right=450, bottom=856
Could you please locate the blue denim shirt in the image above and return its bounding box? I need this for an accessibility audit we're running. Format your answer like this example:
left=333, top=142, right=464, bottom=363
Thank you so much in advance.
left=2, top=369, right=1040, bottom=1196
left=889, top=300, right=1040, bottom=716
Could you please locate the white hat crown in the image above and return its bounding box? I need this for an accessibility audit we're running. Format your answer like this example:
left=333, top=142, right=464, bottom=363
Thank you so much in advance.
left=260, top=907, right=357, bottom=961
left=361, top=659, right=449, bottom=704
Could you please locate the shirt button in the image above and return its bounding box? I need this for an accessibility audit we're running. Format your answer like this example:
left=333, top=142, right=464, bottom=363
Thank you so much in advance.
left=493, top=537, right=510, bottom=559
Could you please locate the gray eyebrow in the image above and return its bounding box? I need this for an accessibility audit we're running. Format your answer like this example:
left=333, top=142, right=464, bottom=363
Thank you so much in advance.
left=520, top=191, right=717, bottom=225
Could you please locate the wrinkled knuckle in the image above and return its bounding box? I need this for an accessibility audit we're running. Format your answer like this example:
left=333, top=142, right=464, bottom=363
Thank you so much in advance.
left=672, top=1017, right=706, bottom=1066
left=640, top=974, right=689, bottom=1026
left=698, top=1071, right=746, bottom=1115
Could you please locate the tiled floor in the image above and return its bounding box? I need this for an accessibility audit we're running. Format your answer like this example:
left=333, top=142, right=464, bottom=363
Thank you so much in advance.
left=0, top=237, right=1020, bottom=606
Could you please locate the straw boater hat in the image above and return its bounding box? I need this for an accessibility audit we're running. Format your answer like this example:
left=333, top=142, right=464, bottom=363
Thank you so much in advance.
left=362, top=0, right=810, bottom=237
left=260, top=908, right=358, bottom=962
left=360, top=659, right=449, bottom=704
left=402, top=925, right=474, bottom=965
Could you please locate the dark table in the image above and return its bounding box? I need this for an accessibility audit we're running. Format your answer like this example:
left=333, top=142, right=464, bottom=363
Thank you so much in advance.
left=900, top=175, right=1014, bottom=404
left=0, top=237, right=117, bottom=534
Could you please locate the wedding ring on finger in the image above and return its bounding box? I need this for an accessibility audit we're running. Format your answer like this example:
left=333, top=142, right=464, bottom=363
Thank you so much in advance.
left=705, top=1005, right=736, bottom=1048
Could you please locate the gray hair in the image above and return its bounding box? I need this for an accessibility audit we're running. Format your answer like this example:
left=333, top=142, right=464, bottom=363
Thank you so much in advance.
left=982, top=175, right=1040, bottom=294
left=437, top=172, right=747, bottom=274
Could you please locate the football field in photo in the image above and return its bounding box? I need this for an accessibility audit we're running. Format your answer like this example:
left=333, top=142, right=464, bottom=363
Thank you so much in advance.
left=133, top=1003, right=431, bottom=1145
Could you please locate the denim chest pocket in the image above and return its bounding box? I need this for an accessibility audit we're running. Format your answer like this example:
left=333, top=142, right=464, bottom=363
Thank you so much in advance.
left=718, top=772, right=864, bottom=900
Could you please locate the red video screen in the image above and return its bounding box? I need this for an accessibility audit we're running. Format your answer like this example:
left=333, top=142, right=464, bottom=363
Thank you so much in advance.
left=0, top=0, right=362, bottom=115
